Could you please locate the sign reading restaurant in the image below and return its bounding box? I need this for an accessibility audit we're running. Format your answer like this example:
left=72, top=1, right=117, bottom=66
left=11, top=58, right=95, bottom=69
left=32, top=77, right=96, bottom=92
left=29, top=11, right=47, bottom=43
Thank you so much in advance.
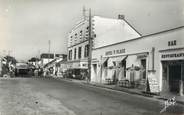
left=160, top=48, right=184, bottom=60
left=161, top=53, right=184, bottom=59
left=105, top=49, right=125, bottom=56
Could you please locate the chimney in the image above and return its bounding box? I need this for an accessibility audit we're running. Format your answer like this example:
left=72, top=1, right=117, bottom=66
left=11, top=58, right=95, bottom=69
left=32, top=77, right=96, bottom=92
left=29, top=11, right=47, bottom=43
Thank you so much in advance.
left=118, top=14, right=125, bottom=20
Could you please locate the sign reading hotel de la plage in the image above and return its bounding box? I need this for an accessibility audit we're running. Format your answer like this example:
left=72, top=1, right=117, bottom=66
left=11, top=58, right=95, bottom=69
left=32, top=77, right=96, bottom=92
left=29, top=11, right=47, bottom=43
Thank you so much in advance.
left=105, top=49, right=126, bottom=56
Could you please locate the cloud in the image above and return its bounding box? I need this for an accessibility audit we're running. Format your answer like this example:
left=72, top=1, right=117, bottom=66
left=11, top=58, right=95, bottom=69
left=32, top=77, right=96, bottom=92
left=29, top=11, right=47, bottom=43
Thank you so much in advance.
left=0, top=0, right=183, bottom=60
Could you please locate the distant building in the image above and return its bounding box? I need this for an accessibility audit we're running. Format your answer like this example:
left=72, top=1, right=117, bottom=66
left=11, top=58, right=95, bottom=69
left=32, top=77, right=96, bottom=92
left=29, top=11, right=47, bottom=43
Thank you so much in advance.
left=40, top=53, right=66, bottom=66
left=42, top=53, right=67, bottom=76
left=0, top=56, right=2, bottom=76
left=0, top=56, right=7, bottom=77
left=40, top=53, right=54, bottom=66
left=28, top=57, right=40, bottom=68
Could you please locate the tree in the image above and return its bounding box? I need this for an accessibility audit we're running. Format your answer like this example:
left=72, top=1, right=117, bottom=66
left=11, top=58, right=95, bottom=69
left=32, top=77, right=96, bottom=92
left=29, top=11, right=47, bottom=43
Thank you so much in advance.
left=4, top=55, right=17, bottom=65
left=28, top=57, right=40, bottom=62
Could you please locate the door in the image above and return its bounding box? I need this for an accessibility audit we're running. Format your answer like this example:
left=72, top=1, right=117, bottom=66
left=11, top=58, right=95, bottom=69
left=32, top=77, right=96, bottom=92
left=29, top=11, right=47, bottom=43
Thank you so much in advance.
left=169, top=64, right=181, bottom=92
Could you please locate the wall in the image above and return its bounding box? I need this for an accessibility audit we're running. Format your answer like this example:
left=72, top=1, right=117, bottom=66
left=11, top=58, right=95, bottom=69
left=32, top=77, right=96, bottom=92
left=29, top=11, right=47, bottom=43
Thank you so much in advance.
left=91, top=27, right=184, bottom=91
left=93, top=16, right=141, bottom=49
left=68, top=19, right=89, bottom=47
left=68, top=41, right=89, bottom=61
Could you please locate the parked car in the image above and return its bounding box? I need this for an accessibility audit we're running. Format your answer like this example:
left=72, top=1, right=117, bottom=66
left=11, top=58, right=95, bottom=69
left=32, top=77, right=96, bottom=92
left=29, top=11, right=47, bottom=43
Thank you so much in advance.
left=15, top=63, right=29, bottom=76
left=64, top=69, right=86, bottom=80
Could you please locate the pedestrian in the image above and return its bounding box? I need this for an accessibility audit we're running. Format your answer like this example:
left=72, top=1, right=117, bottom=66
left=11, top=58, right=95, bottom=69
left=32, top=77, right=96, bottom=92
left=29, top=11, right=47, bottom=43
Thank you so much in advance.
left=85, top=70, right=90, bottom=83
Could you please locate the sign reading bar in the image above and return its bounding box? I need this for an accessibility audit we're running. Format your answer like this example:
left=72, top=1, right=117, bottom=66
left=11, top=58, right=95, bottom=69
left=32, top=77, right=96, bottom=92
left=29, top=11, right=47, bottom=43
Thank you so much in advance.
left=105, top=49, right=125, bottom=56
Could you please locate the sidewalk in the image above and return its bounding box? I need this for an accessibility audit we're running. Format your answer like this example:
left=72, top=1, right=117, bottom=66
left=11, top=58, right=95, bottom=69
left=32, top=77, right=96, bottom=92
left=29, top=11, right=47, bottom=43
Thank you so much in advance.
left=52, top=76, right=184, bottom=105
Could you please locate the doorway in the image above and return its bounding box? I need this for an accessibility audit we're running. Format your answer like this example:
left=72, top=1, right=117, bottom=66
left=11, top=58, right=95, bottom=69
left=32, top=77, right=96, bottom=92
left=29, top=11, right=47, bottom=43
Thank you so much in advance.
left=169, top=64, right=181, bottom=92
left=162, top=61, right=184, bottom=94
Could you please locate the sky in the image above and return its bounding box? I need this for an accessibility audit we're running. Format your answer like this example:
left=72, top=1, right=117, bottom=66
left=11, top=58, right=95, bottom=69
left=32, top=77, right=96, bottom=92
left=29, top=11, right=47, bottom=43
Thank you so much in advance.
left=0, top=0, right=184, bottom=61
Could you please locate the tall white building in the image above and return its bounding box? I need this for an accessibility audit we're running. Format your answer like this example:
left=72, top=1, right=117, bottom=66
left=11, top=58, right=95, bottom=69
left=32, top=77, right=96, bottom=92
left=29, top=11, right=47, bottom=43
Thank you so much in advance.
left=67, top=16, right=90, bottom=79
left=66, top=15, right=133, bottom=79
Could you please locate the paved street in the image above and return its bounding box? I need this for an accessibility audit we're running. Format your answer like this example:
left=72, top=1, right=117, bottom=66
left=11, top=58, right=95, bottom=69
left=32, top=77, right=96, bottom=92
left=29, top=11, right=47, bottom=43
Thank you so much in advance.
left=0, top=77, right=184, bottom=115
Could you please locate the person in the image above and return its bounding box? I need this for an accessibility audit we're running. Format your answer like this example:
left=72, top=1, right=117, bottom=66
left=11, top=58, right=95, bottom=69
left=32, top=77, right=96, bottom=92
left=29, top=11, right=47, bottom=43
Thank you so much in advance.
left=85, top=70, right=90, bottom=83
left=55, top=69, right=58, bottom=76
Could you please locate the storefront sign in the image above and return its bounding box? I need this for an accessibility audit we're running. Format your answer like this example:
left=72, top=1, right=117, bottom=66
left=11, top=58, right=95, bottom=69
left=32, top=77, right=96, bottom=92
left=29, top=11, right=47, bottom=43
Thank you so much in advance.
left=105, top=49, right=125, bottom=56
left=161, top=53, right=184, bottom=59
left=168, top=40, right=176, bottom=46
left=161, top=52, right=184, bottom=61
left=137, top=54, right=147, bottom=59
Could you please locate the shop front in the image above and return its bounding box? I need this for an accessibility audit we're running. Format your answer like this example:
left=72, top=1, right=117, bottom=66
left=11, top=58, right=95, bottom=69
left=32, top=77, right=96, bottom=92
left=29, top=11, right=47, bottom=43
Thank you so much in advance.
left=92, top=49, right=149, bottom=90
left=66, top=60, right=88, bottom=80
left=160, top=48, right=184, bottom=95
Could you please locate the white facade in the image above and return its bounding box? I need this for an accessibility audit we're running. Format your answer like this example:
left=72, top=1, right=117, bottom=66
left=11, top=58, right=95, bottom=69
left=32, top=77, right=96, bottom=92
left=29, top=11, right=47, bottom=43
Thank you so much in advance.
left=93, top=16, right=141, bottom=48
left=68, top=19, right=89, bottom=47
left=41, top=58, right=54, bottom=66
left=67, top=17, right=89, bottom=70
left=91, top=26, right=184, bottom=94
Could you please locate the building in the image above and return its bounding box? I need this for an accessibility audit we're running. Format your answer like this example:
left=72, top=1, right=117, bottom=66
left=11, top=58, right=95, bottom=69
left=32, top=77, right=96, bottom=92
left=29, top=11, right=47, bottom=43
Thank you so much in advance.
left=90, top=16, right=141, bottom=83
left=0, top=56, right=2, bottom=76
left=40, top=53, right=55, bottom=67
left=40, top=53, right=66, bottom=66
left=67, top=14, right=131, bottom=79
left=28, top=57, right=40, bottom=68
left=43, top=54, right=67, bottom=76
left=66, top=15, right=90, bottom=79
left=91, top=22, right=184, bottom=96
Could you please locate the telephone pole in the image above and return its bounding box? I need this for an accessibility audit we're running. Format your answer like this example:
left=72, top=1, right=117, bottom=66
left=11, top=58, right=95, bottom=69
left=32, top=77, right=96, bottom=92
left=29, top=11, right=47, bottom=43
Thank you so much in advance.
left=48, top=40, right=51, bottom=62
left=88, top=8, right=92, bottom=82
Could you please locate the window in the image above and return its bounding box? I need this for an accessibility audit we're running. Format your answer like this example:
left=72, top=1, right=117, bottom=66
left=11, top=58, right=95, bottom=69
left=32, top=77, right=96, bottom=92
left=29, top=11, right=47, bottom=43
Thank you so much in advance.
left=78, top=47, right=82, bottom=59
left=84, top=44, right=89, bottom=57
left=74, top=48, right=77, bottom=59
left=141, top=59, right=146, bottom=79
left=68, top=50, right=72, bottom=60
left=121, top=60, right=126, bottom=77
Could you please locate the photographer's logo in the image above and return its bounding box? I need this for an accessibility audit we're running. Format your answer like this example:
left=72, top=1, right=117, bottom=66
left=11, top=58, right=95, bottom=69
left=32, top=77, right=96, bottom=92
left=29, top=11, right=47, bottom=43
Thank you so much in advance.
left=160, top=97, right=176, bottom=113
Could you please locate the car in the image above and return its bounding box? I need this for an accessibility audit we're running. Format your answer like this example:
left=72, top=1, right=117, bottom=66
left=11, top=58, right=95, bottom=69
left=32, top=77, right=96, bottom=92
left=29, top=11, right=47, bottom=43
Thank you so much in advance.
left=64, top=69, right=87, bottom=80
left=15, top=63, right=29, bottom=76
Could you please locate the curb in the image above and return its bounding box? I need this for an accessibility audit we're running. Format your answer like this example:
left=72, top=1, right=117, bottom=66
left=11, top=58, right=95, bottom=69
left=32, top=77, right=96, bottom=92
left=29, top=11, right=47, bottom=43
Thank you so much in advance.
left=84, top=83, right=154, bottom=97
left=51, top=77, right=184, bottom=105
left=154, top=96, right=184, bottom=105
left=53, top=77, right=154, bottom=98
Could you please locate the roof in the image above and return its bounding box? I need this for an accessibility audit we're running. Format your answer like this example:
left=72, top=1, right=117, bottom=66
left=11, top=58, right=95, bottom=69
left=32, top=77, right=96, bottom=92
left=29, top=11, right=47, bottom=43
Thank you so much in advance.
left=40, top=53, right=54, bottom=59
left=93, top=16, right=141, bottom=49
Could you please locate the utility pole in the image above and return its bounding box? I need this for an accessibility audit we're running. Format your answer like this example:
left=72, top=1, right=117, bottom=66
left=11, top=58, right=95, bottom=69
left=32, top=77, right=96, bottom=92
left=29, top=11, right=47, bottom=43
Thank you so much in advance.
left=48, top=40, right=51, bottom=63
left=48, top=40, right=51, bottom=54
left=88, top=8, right=92, bottom=83
left=83, top=6, right=86, bottom=20
left=180, top=64, right=183, bottom=96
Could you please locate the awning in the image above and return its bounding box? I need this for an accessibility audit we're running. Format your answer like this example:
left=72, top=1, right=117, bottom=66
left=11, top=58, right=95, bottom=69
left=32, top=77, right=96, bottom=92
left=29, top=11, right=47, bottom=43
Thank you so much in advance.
left=108, top=55, right=128, bottom=67
left=116, top=55, right=128, bottom=62
left=100, top=57, right=109, bottom=65
left=137, top=53, right=148, bottom=59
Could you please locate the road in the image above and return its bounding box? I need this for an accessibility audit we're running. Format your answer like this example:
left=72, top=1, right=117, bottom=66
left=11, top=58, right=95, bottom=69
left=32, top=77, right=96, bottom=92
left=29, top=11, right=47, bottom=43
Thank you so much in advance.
left=0, top=77, right=184, bottom=115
